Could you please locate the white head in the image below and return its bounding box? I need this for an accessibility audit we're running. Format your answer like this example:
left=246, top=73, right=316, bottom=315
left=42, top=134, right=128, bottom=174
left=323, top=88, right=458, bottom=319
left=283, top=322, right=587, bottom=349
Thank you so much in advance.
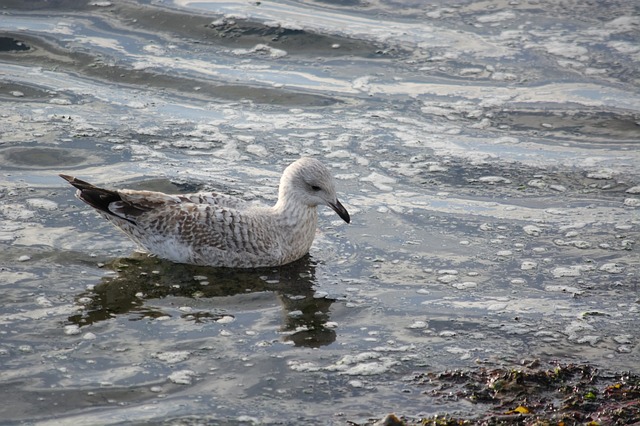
left=279, top=157, right=350, bottom=223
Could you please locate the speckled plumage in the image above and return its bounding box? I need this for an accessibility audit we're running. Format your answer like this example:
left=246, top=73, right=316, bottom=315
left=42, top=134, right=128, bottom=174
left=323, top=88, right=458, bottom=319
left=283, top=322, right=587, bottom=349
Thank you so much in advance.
left=60, top=157, right=350, bottom=268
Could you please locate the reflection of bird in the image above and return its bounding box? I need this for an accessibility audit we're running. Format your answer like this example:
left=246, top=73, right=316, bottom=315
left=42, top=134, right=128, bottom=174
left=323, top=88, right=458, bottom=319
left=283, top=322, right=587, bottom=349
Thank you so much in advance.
left=68, top=253, right=337, bottom=347
left=60, top=157, right=350, bottom=268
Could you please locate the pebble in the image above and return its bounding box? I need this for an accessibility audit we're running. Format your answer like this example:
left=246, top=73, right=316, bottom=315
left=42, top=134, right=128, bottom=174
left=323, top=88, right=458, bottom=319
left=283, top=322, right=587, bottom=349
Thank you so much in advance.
left=452, top=281, right=477, bottom=290
left=599, top=263, right=624, bottom=274
left=154, top=351, right=191, bottom=364
left=478, top=176, right=511, bottom=184
left=437, top=275, right=458, bottom=283
left=550, top=184, right=567, bottom=192
left=551, top=266, right=587, bottom=278
left=168, top=370, right=197, bottom=385
left=408, top=320, right=428, bottom=329
left=64, top=324, right=81, bottom=335
left=587, top=170, right=613, bottom=180
left=523, top=225, right=542, bottom=236
left=613, top=335, right=632, bottom=344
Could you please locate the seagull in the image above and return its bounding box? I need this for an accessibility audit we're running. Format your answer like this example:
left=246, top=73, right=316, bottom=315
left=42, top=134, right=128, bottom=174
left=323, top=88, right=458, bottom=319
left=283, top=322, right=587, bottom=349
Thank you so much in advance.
left=60, top=157, right=350, bottom=268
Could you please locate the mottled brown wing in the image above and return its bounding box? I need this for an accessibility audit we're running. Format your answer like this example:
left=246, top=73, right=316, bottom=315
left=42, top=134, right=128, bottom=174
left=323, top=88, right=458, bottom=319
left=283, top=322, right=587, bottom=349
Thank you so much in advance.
left=114, top=191, right=276, bottom=254
left=177, top=192, right=252, bottom=210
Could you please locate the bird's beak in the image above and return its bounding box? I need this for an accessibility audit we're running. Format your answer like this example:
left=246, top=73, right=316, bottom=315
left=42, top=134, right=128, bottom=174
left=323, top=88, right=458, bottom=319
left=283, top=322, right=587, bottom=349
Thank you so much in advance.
left=329, top=199, right=351, bottom=224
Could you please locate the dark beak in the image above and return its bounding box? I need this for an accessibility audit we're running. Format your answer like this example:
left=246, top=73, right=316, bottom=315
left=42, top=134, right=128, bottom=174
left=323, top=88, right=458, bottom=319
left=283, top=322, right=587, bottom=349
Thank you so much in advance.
left=329, top=199, right=351, bottom=224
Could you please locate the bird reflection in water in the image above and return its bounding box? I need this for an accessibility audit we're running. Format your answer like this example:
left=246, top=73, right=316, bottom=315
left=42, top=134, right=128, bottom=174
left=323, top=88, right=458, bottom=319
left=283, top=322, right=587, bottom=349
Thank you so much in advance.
left=68, top=253, right=336, bottom=347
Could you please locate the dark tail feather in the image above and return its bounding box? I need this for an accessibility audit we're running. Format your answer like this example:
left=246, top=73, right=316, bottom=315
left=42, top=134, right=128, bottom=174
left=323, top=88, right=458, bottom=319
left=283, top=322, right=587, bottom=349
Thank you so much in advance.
left=59, top=174, right=131, bottom=222
left=59, top=174, right=102, bottom=192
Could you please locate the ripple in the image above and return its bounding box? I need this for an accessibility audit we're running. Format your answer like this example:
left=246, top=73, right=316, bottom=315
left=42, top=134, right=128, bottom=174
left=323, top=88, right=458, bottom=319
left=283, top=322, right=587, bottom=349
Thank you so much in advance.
left=0, top=37, right=30, bottom=52
left=0, top=147, right=101, bottom=170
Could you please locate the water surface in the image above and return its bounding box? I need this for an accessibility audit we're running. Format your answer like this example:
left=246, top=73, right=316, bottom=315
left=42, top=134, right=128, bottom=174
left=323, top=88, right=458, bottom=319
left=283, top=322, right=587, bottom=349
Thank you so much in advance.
left=1, top=0, right=639, bottom=423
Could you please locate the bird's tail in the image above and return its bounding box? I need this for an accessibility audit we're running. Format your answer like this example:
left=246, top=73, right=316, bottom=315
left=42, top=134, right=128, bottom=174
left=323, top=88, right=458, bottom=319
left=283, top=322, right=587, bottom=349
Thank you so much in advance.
left=59, top=174, right=124, bottom=219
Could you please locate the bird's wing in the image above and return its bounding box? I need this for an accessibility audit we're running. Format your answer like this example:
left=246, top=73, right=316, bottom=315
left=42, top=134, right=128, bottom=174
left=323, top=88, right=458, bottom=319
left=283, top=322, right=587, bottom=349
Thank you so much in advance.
left=176, top=192, right=252, bottom=210
left=113, top=190, right=276, bottom=254
left=107, top=189, right=183, bottom=222
left=60, top=175, right=277, bottom=255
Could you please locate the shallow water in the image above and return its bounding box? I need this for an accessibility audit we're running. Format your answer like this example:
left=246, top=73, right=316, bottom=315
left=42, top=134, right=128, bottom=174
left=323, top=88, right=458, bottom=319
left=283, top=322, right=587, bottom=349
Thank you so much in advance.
left=1, top=0, right=639, bottom=424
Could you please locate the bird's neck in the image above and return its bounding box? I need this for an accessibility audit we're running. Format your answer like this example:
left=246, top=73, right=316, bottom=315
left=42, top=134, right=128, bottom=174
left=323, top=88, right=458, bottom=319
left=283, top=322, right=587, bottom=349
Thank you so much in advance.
left=272, top=194, right=318, bottom=227
left=272, top=194, right=318, bottom=263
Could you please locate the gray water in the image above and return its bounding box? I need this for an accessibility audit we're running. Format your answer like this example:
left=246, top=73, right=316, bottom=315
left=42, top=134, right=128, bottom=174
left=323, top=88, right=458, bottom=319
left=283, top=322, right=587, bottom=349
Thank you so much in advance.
left=1, top=0, right=639, bottom=424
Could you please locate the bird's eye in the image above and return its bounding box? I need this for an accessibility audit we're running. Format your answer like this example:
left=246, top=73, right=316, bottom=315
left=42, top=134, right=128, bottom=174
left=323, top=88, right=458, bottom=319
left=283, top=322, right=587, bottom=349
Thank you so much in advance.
left=311, top=185, right=322, bottom=192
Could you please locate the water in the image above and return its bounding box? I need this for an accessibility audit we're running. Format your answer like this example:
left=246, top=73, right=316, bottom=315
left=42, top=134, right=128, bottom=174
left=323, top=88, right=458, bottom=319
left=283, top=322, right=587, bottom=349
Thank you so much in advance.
left=1, top=0, right=639, bottom=424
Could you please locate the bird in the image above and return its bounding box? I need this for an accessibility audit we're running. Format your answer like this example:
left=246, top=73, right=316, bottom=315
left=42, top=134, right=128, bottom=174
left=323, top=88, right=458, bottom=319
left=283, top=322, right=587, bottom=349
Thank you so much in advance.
left=59, top=157, right=350, bottom=268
